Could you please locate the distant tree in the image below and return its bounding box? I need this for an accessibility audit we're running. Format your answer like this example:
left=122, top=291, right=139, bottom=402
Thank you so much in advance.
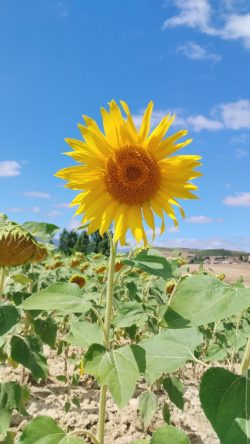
left=98, top=233, right=110, bottom=256
left=59, top=229, right=78, bottom=256
left=90, top=231, right=111, bottom=256
left=75, top=230, right=91, bottom=254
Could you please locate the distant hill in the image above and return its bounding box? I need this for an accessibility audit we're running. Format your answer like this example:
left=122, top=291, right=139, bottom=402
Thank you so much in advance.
left=157, top=247, right=249, bottom=262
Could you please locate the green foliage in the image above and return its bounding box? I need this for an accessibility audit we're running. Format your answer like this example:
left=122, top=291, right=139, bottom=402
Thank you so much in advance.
left=10, top=335, right=48, bottom=380
left=58, top=229, right=110, bottom=256
left=34, top=317, right=57, bottom=348
left=113, top=301, right=148, bottom=328
left=163, top=376, right=185, bottom=410
left=0, top=382, right=29, bottom=436
left=22, top=222, right=59, bottom=242
left=138, top=391, right=158, bottom=426
left=140, top=328, right=202, bottom=384
left=150, top=425, right=191, bottom=443
left=67, top=321, right=102, bottom=348
left=200, top=368, right=250, bottom=443
left=123, top=249, right=178, bottom=279
left=163, top=274, right=250, bottom=328
left=1, top=240, right=249, bottom=442
left=90, top=231, right=110, bottom=256
left=58, top=229, right=78, bottom=256
left=84, top=344, right=146, bottom=408
left=18, top=416, right=86, bottom=444
left=162, top=402, right=171, bottom=424
left=0, top=305, right=20, bottom=336
left=75, top=230, right=91, bottom=254
left=21, top=283, right=92, bottom=314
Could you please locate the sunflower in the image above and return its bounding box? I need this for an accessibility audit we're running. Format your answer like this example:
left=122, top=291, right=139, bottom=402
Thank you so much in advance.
left=55, top=101, right=201, bottom=245
left=69, top=274, right=86, bottom=288
left=0, top=220, right=47, bottom=266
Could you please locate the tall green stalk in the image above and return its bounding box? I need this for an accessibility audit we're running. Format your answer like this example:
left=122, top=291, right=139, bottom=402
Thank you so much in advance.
left=241, top=336, right=250, bottom=375
left=0, top=266, right=6, bottom=300
left=96, top=234, right=117, bottom=444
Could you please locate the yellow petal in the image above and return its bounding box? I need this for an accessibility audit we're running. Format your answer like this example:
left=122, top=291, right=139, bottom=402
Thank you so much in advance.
left=114, top=203, right=129, bottom=242
left=147, top=114, right=175, bottom=150
left=138, top=101, right=154, bottom=143
left=78, top=124, right=111, bottom=157
left=120, top=100, right=138, bottom=135
left=99, top=200, right=120, bottom=236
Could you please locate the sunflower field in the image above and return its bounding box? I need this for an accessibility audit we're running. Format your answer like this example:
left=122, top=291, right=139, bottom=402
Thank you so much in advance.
left=0, top=212, right=249, bottom=444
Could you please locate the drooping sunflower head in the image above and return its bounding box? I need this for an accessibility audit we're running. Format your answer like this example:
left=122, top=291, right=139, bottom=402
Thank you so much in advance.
left=0, top=220, right=47, bottom=266
left=69, top=274, right=86, bottom=288
left=55, top=101, right=201, bottom=245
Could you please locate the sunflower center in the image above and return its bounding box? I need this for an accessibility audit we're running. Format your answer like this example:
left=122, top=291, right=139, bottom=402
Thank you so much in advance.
left=105, top=145, right=160, bottom=204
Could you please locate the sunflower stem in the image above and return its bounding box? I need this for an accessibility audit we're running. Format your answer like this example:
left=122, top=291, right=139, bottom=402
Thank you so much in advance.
left=96, top=234, right=117, bottom=444
left=0, top=267, right=6, bottom=300
left=240, top=336, right=250, bottom=375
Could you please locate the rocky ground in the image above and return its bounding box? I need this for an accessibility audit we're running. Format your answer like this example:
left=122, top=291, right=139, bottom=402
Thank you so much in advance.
left=0, top=346, right=223, bottom=444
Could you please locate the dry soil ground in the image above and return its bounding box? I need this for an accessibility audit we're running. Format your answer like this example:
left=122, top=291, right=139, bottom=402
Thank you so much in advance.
left=186, top=263, right=250, bottom=284
left=1, top=348, right=224, bottom=444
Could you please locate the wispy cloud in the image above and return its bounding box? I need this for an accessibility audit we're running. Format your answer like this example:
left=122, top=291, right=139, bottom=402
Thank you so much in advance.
left=22, top=191, right=51, bottom=199
left=177, top=41, right=221, bottom=62
left=154, top=236, right=250, bottom=251
left=5, top=207, right=24, bottom=213
left=133, top=99, right=250, bottom=133
left=186, top=114, right=223, bottom=132
left=223, top=192, right=250, bottom=206
left=0, top=161, right=21, bottom=177
left=163, top=0, right=250, bottom=49
left=230, top=133, right=250, bottom=144
left=68, top=218, right=81, bottom=231
left=218, top=100, right=250, bottom=129
left=235, top=148, right=248, bottom=158
left=56, top=1, right=69, bottom=18
left=47, top=210, right=63, bottom=218
left=32, top=206, right=41, bottom=213
left=163, top=0, right=214, bottom=34
left=186, top=215, right=223, bottom=223
left=52, top=202, right=71, bottom=209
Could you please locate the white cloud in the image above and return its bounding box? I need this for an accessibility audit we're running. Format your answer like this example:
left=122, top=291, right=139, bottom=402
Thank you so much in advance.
left=47, top=210, right=63, bottom=218
left=186, top=215, right=223, bottom=223
left=5, top=207, right=24, bottom=212
left=132, top=99, right=250, bottom=134
left=56, top=1, right=69, bottom=18
left=68, top=218, right=81, bottom=231
left=230, top=133, right=250, bottom=144
left=235, top=148, right=248, bottom=158
left=32, top=206, right=41, bottom=213
left=154, top=236, right=250, bottom=251
left=219, top=100, right=250, bottom=129
left=53, top=202, right=71, bottom=209
left=168, top=226, right=179, bottom=232
left=222, top=13, right=250, bottom=48
left=0, top=161, right=21, bottom=177
left=223, top=192, right=250, bottom=207
left=177, top=41, right=221, bottom=62
left=163, top=0, right=214, bottom=34
left=23, top=191, right=51, bottom=199
left=132, top=108, right=186, bottom=130
left=186, top=115, right=223, bottom=132
left=163, top=1, right=250, bottom=49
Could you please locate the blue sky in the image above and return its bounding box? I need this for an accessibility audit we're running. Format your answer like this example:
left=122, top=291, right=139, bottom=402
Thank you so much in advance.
left=1, top=0, right=250, bottom=251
